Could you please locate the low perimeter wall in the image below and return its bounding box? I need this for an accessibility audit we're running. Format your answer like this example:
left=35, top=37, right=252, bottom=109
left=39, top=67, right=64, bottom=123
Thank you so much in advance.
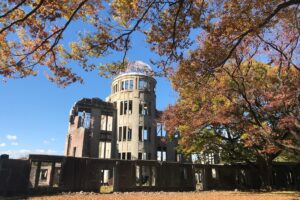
left=0, top=154, right=299, bottom=196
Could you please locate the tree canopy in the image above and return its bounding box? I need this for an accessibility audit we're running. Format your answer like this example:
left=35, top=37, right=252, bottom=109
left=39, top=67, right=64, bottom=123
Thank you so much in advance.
left=164, top=60, right=300, bottom=158
left=0, top=0, right=299, bottom=86
left=163, top=59, right=299, bottom=187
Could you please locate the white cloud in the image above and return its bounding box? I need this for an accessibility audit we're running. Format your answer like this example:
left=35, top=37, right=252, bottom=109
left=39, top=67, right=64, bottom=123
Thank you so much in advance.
left=43, top=138, right=56, bottom=144
left=46, top=149, right=57, bottom=154
left=6, top=134, right=17, bottom=141
left=0, top=143, right=6, bottom=147
left=11, top=142, right=19, bottom=146
left=32, top=149, right=58, bottom=155
left=35, top=149, right=46, bottom=153
left=19, top=149, right=30, bottom=154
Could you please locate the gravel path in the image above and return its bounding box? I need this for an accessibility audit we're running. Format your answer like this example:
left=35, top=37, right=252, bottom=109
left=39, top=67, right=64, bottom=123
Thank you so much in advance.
left=27, top=191, right=300, bottom=200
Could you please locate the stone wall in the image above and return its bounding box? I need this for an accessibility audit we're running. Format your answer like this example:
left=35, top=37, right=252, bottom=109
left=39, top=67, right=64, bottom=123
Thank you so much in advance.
left=0, top=156, right=30, bottom=196
left=1, top=154, right=300, bottom=197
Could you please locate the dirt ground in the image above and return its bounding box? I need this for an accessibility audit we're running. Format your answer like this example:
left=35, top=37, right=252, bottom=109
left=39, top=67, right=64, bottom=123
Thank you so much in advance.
left=26, top=191, right=300, bottom=200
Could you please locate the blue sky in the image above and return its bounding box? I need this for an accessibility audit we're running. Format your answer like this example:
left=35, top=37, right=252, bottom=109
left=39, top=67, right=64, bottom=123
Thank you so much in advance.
left=0, top=21, right=178, bottom=158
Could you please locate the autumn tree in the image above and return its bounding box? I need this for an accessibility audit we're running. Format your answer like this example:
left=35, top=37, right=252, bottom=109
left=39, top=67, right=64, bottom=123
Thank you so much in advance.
left=163, top=60, right=300, bottom=188
left=0, top=0, right=299, bottom=86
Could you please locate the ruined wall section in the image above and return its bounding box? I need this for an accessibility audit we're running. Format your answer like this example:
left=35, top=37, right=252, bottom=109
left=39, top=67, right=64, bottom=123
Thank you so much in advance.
left=65, top=115, right=87, bottom=157
left=64, top=98, right=117, bottom=159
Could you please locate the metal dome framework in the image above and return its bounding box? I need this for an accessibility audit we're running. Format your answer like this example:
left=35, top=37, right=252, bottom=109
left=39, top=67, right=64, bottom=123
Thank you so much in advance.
left=117, top=61, right=153, bottom=77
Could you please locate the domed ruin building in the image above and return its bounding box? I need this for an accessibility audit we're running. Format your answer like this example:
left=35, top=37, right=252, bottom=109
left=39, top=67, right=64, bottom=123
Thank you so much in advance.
left=64, top=61, right=178, bottom=161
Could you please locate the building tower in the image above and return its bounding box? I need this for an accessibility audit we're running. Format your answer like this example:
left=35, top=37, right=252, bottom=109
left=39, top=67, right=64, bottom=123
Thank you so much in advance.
left=107, top=61, right=157, bottom=160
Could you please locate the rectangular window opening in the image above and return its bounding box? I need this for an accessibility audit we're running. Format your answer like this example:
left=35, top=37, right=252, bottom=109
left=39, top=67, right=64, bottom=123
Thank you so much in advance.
left=136, top=165, right=141, bottom=186
left=142, top=103, right=148, bottom=115
left=212, top=168, right=218, bottom=179
left=162, top=148, right=166, bottom=161
left=157, top=123, right=166, bottom=137
left=141, top=166, right=150, bottom=186
left=77, top=111, right=91, bottom=129
left=139, top=79, right=148, bottom=90
left=143, top=152, right=147, bottom=160
left=156, top=147, right=166, bottom=161
left=127, top=152, right=131, bottom=160
left=99, top=141, right=111, bottom=159
left=151, top=166, right=156, bottom=186
left=128, top=100, right=132, bottom=114
left=120, top=101, right=123, bottom=115
left=143, top=127, right=148, bottom=141
left=121, top=81, right=125, bottom=90
left=124, top=101, right=128, bottom=115
left=118, top=127, right=122, bottom=141
left=139, top=126, right=143, bottom=141
left=139, top=103, right=142, bottom=115
left=53, top=163, right=61, bottom=187
left=138, top=153, right=142, bottom=160
left=157, top=123, right=162, bottom=137
left=38, top=162, right=53, bottom=187
left=128, top=128, right=132, bottom=141
left=136, top=165, right=154, bottom=187
left=100, top=115, right=113, bottom=132
left=100, top=169, right=111, bottom=185
left=123, top=126, right=127, bottom=141
left=129, top=80, right=134, bottom=89
left=157, top=151, right=161, bottom=161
